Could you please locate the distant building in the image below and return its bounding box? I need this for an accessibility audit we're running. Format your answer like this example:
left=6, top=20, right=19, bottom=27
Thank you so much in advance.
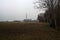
left=23, top=19, right=32, bottom=22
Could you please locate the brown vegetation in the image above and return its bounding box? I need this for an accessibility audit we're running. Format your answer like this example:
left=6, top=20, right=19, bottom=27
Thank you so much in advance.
left=0, top=22, right=57, bottom=40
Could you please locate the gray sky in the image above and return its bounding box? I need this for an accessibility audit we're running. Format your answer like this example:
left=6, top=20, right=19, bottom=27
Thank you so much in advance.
left=0, top=0, right=45, bottom=21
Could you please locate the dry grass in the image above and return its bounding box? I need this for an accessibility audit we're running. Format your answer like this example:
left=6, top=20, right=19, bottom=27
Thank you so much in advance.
left=0, top=22, right=56, bottom=40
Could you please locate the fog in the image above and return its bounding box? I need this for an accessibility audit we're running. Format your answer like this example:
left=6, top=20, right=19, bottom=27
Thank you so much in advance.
left=0, top=0, right=45, bottom=21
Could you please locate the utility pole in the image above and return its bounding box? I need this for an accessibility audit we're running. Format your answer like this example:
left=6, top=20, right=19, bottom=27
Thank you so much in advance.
left=26, top=13, right=27, bottom=19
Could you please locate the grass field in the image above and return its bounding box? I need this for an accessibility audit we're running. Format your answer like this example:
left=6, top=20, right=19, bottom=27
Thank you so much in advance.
left=0, top=22, right=57, bottom=40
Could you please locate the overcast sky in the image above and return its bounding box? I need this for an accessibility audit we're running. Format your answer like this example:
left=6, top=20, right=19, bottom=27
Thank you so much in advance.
left=0, top=0, right=45, bottom=21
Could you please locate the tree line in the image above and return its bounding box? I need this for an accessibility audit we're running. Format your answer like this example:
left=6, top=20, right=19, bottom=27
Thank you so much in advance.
left=34, top=0, right=60, bottom=28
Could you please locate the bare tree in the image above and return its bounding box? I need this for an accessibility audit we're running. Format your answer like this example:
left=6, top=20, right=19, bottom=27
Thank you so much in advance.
left=34, top=0, right=60, bottom=28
